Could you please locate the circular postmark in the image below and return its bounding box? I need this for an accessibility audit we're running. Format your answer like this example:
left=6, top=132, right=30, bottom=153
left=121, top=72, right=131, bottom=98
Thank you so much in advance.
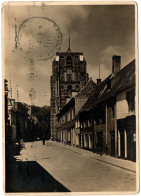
left=18, top=17, right=62, bottom=61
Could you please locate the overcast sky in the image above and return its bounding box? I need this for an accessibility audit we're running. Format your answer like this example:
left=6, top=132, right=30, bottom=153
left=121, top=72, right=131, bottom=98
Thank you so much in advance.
left=3, top=2, right=135, bottom=106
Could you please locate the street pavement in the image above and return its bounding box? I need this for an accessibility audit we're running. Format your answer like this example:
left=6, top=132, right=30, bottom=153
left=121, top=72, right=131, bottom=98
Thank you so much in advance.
left=14, top=140, right=137, bottom=193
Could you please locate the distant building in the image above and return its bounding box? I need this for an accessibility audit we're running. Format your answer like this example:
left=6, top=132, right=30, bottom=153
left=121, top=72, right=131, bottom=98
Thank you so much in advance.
left=50, top=43, right=89, bottom=139
left=56, top=78, right=96, bottom=146
left=8, top=99, right=29, bottom=148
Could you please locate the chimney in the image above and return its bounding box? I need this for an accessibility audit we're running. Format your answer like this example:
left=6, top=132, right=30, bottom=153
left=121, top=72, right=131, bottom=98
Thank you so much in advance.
left=112, top=55, right=121, bottom=74
left=97, top=78, right=102, bottom=85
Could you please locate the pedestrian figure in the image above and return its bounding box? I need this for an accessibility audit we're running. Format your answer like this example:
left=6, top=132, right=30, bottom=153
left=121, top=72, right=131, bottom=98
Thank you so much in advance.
left=42, top=135, right=45, bottom=145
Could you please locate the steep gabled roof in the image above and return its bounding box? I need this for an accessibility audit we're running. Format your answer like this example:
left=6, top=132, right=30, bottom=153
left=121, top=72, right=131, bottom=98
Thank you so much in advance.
left=75, top=78, right=96, bottom=98
left=79, top=75, right=111, bottom=113
left=79, top=59, right=135, bottom=114
left=57, top=79, right=96, bottom=117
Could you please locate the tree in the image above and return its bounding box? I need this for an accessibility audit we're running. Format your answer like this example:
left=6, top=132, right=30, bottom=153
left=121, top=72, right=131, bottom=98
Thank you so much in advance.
left=31, top=105, right=51, bottom=140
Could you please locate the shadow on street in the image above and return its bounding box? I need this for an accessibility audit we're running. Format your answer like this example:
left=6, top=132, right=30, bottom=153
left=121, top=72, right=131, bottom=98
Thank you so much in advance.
left=6, top=156, right=70, bottom=192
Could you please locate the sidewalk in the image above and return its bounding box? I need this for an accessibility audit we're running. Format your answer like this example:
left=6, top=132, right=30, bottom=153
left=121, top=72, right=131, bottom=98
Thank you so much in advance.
left=53, top=141, right=136, bottom=173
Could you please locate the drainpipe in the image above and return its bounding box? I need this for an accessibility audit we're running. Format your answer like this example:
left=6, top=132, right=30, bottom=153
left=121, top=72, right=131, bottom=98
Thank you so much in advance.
left=92, top=108, right=95, bottom=153
left=106, top=104, right=108, bottom=155
left=80, top=116, right=82, bottom=148
left=115, top=102, right=118, bottom=157
left=124, top=129, right=127, bottom=159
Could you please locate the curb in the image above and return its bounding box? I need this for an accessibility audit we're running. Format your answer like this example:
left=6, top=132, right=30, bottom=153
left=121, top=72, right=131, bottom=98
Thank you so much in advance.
left=53, top=141, right=136, bottom=173
left=89, top=156, right=136, bottom=173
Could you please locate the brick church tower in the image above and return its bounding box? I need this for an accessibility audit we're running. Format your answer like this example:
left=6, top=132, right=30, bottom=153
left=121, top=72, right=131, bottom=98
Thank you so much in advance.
left=50, top=39, right=89, bottom=139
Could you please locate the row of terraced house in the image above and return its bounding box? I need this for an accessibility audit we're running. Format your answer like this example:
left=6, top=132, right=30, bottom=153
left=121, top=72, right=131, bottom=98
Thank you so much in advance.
left=55, top=56, right=136, bottom=162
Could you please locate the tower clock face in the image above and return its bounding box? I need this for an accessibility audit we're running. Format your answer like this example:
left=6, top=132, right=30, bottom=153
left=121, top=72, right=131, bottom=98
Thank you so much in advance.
left=18, top=17, right=62, bottom=61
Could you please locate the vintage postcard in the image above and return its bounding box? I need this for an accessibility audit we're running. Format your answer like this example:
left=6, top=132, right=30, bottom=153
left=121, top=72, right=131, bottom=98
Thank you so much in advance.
left=2, top=1, right=139, bottom=194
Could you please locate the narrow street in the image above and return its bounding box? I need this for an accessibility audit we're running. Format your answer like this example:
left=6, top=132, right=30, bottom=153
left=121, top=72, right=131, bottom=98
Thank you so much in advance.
left=10, top=140, right=136, bottom=193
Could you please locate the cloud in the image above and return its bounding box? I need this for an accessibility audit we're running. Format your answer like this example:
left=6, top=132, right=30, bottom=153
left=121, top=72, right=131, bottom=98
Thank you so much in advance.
left=3, top=4, right=135, bottom=107
left=99, top=45, right=122, bottom=69
left=87, top=63, right=111, bottom=83
left=100, top=45, right=122, bottom=56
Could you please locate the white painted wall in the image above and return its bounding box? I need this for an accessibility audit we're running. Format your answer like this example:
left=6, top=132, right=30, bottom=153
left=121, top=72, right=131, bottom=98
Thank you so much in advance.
left=116, top=91, right=128, bottom=119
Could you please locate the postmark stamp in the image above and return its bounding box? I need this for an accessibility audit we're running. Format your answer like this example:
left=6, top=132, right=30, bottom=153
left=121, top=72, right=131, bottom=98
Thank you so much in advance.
left=18, top=17, right=62, bottom=61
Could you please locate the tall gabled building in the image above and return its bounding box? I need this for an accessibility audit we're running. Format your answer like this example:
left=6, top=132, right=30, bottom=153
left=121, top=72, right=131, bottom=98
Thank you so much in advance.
left=50, top=42, right=89, bottom=139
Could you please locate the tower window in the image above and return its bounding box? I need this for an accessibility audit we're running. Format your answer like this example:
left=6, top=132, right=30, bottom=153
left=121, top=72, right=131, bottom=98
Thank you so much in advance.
left=60, top=85, right=64, bottom=90
left=67, top=74, right=72, bottom=81
left=67, top=69, right=72, bottom=74
left=67, top=85, right=72, bottom=91
left=66, top=56, right=73, bottom=66
left=76, top=85, right=80, bottom=90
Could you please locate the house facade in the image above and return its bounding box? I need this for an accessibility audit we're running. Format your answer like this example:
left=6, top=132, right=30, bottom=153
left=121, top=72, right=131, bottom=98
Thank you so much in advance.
left=56, top=79, right=96, bottom=147
left=78, top=56, right=136, bottom=161
left=8, top=99, right=29, bottom=147
left=55, top=55, right=136, bottom=162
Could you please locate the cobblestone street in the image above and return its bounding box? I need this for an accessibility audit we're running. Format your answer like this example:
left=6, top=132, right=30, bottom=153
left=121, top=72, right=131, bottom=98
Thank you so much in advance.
left=11, top=140, right=137, bottom=193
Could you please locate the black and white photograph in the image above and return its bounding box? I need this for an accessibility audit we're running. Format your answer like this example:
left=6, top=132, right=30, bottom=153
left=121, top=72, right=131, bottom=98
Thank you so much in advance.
left=2, top=1, right=139, bottom=194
